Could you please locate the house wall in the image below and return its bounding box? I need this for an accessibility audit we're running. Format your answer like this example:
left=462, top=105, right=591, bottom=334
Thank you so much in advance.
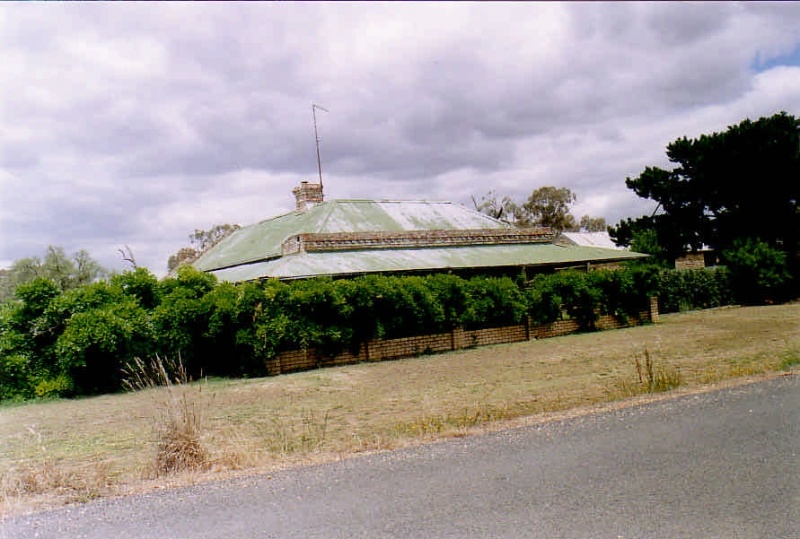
left=266, top=300, right=658, bottom=376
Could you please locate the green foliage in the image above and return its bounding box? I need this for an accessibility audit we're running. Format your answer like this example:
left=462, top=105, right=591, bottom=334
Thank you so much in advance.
left=628, top=227, right=670, bottom=266
left=656, top=267, right=732, bottom=313
left=13, top=278, right=61, bottom=320
left=424, top=274, right=473, bottom=330
left=526, top=266, right=660, bottom=328
left=351, top=275, right=444, bottom=341
left=111, top=268, right=161, bottom=309
left=0, top=350, right=33, bottom=400
left=34, top=374, right=73, bottom=399
left=266, top=277, right=355, bottom=356
left=8, top=278, right=62, bottom=376
left=579, top=215, right=607, bottom=233
left=0, top=263, right=688, bottom=402
left=463, top=276, right=526, bottom=329
left=168, top=223, right=241, bottom=272
left=0, top=246, right=107, bottom=303
left=612, top=112, right=800, bottom=266
left=721, top=238, right=793, bottom=305
left=202, top=281, right=267, bottom=376
left=589, top=269, right=635, bottom=321
left=55, top=297, right=154, bottom=395
left=473, top=186, right=602, bottom=232
left=524, top=280, right=562, bottom=326
left=523, top=186, right=578, bottom=232
left=153, top=266, right=218, bottom=375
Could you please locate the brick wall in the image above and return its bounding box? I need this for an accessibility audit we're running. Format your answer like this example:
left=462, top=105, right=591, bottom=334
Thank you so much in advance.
left=281, top=228, right=555, bottom=255
left=674, top=252, right=706, bottom=270
left=265, top=299, right=659, bottom=376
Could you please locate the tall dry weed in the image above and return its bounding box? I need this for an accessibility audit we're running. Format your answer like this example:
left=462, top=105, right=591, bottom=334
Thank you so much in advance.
left=608, top=348, right=684, bottom=399
left=123, top=355, right=210, bottom=476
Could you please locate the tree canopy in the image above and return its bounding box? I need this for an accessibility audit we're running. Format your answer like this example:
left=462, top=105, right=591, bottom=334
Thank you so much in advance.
left=0, top=246, right=107, bottom=303
left=610, top=111, right=800, bottom=266
left=167, top=224, right=241, bottom=272
left=473, top=186, right=604, bottom=233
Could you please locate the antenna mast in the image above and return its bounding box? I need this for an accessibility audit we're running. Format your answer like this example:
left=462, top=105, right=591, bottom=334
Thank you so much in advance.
left=312, top=103, right=328, bottom=189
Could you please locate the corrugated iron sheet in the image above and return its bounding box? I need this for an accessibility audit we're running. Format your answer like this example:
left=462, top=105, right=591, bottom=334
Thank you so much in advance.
left=193, top=199, right=512, bottom=272
left=207, top=244, right=645, bottom=282
left=192, top=198, right=646, bottom=282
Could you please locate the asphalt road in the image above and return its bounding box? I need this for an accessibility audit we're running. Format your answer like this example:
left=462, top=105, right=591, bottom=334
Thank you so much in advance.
left=2, top=375, right=797, bottom=539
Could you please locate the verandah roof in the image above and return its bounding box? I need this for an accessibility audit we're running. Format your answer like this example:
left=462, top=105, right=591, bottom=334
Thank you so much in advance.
left=207, top=243, right=646, bottom=282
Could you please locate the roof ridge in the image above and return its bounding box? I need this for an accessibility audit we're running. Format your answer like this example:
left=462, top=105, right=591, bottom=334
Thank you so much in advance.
left=328, top=198, right=454, bottom=204
left=314, top=199, right=338, bottom=233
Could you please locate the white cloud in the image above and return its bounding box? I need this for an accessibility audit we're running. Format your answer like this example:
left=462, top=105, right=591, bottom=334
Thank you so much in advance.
left=1, top=2, right=799, bottom=274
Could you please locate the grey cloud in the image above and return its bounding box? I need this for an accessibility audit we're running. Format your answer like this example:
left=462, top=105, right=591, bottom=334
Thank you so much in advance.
left=643, top=3, right=732, bottom=47
left=2, top=2, right=800, bottom=271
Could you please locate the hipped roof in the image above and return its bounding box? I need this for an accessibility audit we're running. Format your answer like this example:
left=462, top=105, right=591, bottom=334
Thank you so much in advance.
left=192, top=199, right=646, bottom=282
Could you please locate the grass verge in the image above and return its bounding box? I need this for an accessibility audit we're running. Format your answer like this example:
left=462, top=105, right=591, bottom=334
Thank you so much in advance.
left=1, top=302, right=798, bottom=517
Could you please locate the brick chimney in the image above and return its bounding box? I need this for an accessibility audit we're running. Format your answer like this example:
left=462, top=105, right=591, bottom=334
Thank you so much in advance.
left=292, top=181, right=324, bottom=212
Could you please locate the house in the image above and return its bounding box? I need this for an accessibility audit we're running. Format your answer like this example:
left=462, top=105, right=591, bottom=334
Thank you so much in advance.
left=191, top=181, right=647, bottom=282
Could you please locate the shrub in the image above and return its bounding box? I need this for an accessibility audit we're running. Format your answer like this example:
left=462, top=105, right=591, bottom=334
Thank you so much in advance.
left=0, top=353, right=34, bottom=400
left=152, top=266, right=218, bottom=376
left=424, top=274, right=473, bottom=331
left=203, top=281, right=269, bottom=376
left=269, top=277, right=355, bottom=356
left=539, top=270, right=602, bottom=330
left=656, top=266, right=733, bottom=313
left=463, top=276, right=526, bottom=329
left=111, top=268, right=161, bottom=310
left=721, top=238, right=793, bottom=305
left=525, top=275, right=563, bottom=326
left=55, top=297, right=154, bottom=395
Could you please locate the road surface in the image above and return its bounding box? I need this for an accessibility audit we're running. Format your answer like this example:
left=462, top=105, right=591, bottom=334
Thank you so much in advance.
left=2, top=375, right=797, bottom=539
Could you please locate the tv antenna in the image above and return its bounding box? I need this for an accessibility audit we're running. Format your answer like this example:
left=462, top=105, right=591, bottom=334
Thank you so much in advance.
left=312, top=103, right=328, bottom=189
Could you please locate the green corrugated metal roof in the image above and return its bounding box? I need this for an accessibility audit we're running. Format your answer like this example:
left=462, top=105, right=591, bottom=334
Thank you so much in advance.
left=193, top=199, right=512, bottom=272
left=192, top=198, right=646, bottom=282
left=206, top=244, right=646, bottom=282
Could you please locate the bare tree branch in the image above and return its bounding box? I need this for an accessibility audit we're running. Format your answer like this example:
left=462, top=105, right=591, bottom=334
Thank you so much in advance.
left=118, top=245, right=138, bottom=269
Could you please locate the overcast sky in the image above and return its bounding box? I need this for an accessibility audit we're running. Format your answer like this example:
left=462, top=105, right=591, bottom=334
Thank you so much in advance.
left=2, top=2, right=799, bottom=275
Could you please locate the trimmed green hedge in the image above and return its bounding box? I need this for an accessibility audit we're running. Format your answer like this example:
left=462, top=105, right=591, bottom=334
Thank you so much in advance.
left=0, top=262, right=743, bottom=401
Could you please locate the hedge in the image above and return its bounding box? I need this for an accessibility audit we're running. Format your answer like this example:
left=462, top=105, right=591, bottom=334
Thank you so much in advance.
left=0, top=262, right=748, bottom=401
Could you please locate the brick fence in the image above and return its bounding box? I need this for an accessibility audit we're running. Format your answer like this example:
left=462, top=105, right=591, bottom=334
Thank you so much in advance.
left=266, top=297, right=660, bottom=376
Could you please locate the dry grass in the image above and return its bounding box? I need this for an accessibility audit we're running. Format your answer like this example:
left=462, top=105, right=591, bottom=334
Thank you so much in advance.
left=122, top=355, right=209, bottom=477
left=1, top=302, right=798, bottom=517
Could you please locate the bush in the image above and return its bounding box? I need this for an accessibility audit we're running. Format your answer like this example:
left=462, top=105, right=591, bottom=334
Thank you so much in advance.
left=267, top=277, right=355, bottom=356
left=0, top=353, right=34, bottom=400
left=424, top=274, right=473, bottom=331
left=111, top=268, right=161, bottom=309
left=529, top=271, right=601, bottom=330
left=525, top=275, right=563, bottom=326
left=721, top=238, right=793, bottom=305
left=55, top=297, right=154, bottom=395
left=203, top=281, right=269, bottom=376
left=336, top=275, right=444, bottom=341
left=657, top=267, right=732, bottom=313
left=463, top=276, right=526, bottom=329
left=152, top=266, right=218, bottom=376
